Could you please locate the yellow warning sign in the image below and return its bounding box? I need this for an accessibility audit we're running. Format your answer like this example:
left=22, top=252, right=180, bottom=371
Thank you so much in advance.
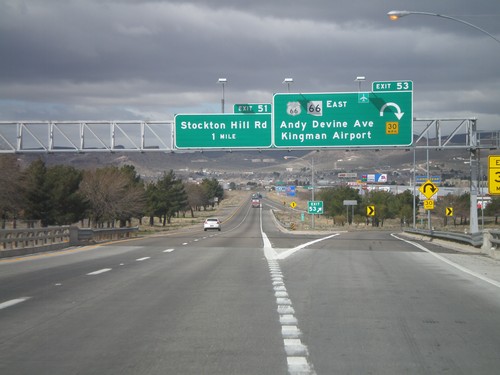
left=423, top=200, right=434, bottom=210
left=488, top=155, right=500, bottom=195
left=419, top=180, right=439, bottom=199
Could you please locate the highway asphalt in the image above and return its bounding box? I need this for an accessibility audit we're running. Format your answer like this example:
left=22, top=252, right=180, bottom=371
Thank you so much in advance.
left=1, top=198, right=500, bottom=374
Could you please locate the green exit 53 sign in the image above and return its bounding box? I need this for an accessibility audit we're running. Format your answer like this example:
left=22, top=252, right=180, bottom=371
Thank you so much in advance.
left=272, top=90, right=412, bottom=148
left=308, top=200, right=324, bottom=214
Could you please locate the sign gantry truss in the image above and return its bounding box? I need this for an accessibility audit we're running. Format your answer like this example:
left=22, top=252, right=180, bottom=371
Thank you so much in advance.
left=0, top=118, right=497, bottom=153
left=0, top=121, right=174, bottom=153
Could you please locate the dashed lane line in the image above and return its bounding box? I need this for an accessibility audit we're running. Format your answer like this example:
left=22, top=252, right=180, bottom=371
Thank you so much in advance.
left=260, top=207, right=316, bottom=375
left=0, top=297, right=31, bottom=310
left=86, top=268, right=112, bottom=276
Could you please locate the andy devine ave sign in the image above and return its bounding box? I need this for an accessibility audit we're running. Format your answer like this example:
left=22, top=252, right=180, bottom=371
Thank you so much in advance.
left=272, top=81, right=412, bottom=148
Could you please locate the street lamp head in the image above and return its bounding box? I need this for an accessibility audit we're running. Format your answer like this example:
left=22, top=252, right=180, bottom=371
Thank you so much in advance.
left=387, top=10, right=411, bottom=21
left=218, top=78, right=227, bottom=83
left=354, top=76, right=366, bottom=82
left=283, top=78, right=293, bottom=84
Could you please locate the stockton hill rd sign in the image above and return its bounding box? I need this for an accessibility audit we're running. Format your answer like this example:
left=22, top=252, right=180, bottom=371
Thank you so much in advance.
left=174, top=113, right=272, bottom=149
left=272, top=89, right=412, bottom=148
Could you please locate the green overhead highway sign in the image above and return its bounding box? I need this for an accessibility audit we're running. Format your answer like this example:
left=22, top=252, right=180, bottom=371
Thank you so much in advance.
left=174, top=113, right=272, bottom=149
left=234, top=103, right=271, bottom=114
left=272, top=90, right=412, bottom=148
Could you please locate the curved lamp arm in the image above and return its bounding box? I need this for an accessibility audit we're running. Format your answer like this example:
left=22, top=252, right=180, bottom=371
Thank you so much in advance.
left=388, top=10, right=500, bottom=45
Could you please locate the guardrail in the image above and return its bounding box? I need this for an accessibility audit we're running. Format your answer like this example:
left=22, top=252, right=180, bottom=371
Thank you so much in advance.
left=403, top=227, right=500, bottom=259
left=482, top=229, right=500, bottom=259
left=0, top=226, right=139, bottom=258
left=70, top=226, right=139, bottom=244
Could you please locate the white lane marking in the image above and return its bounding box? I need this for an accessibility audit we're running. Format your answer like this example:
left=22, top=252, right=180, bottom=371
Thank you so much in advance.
left=287, top=357, right=312, bottom=373
left=87, top=268, right=112, bottom=275
left=262, top=208, right=316, bottom=374
left=275, top=291, right=289, bottom=298
left=0, top=297, right=31, bottom=310
left=136, top=257, right=151, bottom=261
left=182, top=242, right=188, bottom=245
left=282, top=325, right=301, bottom=338
left=276, top=233, right=340, bottom=260
left=163, top=249, right=174, bottom=253
left=284, top=339, right=308, bottom=356
left=392, top=233, right=500, bottom=289
left=280, top=314, right=298, bottom=325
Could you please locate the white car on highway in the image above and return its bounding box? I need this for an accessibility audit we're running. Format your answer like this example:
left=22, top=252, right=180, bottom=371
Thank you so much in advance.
left=203, top=218, right=221, bottom=231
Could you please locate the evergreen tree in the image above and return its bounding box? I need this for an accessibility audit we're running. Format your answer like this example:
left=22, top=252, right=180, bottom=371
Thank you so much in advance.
left=21, top=159, right=51, bottom=227
left=44, top=165, right=87, bottom=225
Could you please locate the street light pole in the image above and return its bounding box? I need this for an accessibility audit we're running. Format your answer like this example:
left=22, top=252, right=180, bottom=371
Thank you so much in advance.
left=354, top=76, right=366, bottom=92
left=388, top=10, right=497, bottom=234
left=311, top=156, right=315, bottom=229
left=217, top=78, right=227, bottom=113
left=387, top=10, right=500, bottom=45
left=283, top=78, right=293, bottom=93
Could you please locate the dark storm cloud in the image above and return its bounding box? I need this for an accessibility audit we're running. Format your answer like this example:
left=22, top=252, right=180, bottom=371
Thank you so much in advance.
left=0, top=0, right=499, bottom=130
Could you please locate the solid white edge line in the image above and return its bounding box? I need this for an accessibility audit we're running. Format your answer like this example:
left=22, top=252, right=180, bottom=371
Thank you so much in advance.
left=0, top=297, right=31, bottom=310
left=391, top=233, right=500, bottom=289
left=87, top=268, right=112, bottom=275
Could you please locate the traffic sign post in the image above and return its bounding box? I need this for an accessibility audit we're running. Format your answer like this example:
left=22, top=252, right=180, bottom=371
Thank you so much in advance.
left=307, top=201, right=323, bottom=214
left=174, top=113, right=272, bottom=149
left=272, top=89, right=412, bottom=148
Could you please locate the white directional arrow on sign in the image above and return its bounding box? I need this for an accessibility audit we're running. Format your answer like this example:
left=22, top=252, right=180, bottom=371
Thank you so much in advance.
left=380, top=102, right=404, bottom=120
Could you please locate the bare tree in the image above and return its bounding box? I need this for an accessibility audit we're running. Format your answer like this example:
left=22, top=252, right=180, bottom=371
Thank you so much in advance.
left=79, top=167, right=145, bottom=227
left=184, top=182, right=207, bottom=217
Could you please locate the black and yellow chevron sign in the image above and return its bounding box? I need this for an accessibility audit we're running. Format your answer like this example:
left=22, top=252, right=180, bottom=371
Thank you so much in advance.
left=446, top=207, right=454, bottom=216
left=366, top=205, right=375, bottom=216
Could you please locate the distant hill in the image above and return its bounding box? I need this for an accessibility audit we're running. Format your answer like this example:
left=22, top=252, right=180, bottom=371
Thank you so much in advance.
left=15, top=145, right=486, bottom=184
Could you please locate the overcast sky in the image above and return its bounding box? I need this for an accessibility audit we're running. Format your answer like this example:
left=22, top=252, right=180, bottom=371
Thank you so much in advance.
left=1, top=0, right=499, bottom=133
